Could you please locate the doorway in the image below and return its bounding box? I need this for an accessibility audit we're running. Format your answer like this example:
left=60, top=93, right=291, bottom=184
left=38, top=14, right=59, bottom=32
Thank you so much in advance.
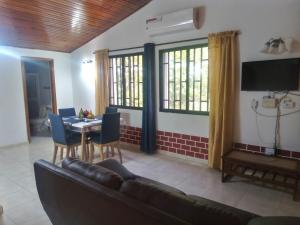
left=21, top=57, right=57, bottom=142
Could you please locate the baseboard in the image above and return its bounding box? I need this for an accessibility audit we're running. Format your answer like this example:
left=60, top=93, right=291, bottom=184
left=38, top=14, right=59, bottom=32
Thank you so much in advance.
left=0, top=141, right=28, bottom=149
left=158, top=150, right=208, bottom=165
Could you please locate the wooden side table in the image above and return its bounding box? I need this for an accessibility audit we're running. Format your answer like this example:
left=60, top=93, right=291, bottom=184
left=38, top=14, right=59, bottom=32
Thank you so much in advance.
left=222, top=150, right=300, bottom=201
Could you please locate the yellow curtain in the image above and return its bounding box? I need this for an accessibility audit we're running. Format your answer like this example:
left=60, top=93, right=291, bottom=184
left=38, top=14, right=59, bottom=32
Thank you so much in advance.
left=95, top=49, right=109, bottom=115
left=208, top=31, right=239, bottom=169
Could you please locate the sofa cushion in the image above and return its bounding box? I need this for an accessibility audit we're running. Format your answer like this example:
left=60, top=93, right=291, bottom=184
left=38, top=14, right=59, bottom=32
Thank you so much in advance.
left=120, top=179, right=194, bottom=220
left=62, top=158, right=123, bottom=190
left=247, top=217, right=300, bottom=225
left=190, top=195, right=258, bottom=225
left=120, top=179, right=257, bottom=225
left=134, top=177, right=186, bottom=195
left=96, top=159, right=136, bottom=180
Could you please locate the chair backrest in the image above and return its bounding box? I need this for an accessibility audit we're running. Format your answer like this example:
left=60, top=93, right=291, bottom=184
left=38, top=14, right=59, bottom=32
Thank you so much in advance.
left=59, top=108, right=76, bottom=117
left=48, top=113, right=67, bottom=144
left=105, top=107, right=118, bottom=114
left=101, top=113, right=120, bottom=143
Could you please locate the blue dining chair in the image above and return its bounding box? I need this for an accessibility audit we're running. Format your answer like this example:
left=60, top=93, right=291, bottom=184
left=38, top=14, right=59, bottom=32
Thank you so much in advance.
left=48, top=113, right=81, bottom=164
left=89, top=113, right=122, bottom=163
left=58, top=108, right=76, bottom=118
left=105, top=107, right=118, bottom=114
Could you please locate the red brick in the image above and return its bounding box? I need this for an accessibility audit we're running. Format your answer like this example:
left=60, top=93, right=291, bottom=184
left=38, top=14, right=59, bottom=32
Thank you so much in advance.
left=173, top=133, right=181, bottom=138
left=201, top=149, right=208, bottom=154
left=177, top=139, right=185, bottom=144
left=205, top=155, right=208, bottom=160
left=165, top=142, right=173, bottom=147
left=201, top=137, right=209, bottom=143
left=165, top=132, right=172, bottom=137
left=157, top=140, right=164, bottom=145
left=169, top=147, right=176, bottom=153
left=247, top=145, right=261, bottom=152
left=177, top=149, right=185, bottom=155
left=173, top=143, right=181, bottom=148
left=186, top=140, right=196, bottom=146
left=186, top=151, right=195, bottom=157
left=157, top=130, right=164, bottom=135
left=169, top=137, right=176, bottom=142
left=195, top=153, right=204, bottom=159
left=182, top=134, right=191, bottom=140
left=191, top=136, right=201, bottom=141
left=132, top=140, right=138, bottom=145
left=291, top=151, right=300, bottom=159
left=181, top=145, right=190, bottom=150
left=277, top=149, right=291, bottom=157
left=196, top=142, right=205, bottom=148
left=234, top=143, right=246, bottom=149
left=191, top=147, right=200, bottom=152
left=161, top=146, right=168, bottom=151
left=161, top=136, right=168, bottom=141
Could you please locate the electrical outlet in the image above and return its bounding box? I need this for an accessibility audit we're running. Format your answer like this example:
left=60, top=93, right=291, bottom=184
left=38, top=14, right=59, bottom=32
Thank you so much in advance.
left=282, top=98, right=295, bottom=109
left=262, top=98, right=278, bottom=108
left=265, top=148, right=275, bottom=156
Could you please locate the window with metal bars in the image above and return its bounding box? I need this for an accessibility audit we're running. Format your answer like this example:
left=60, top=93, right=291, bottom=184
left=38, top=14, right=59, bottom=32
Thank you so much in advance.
left=109, top=53, right=143, bottom=109
left=159, top=44, right=209, bottom=115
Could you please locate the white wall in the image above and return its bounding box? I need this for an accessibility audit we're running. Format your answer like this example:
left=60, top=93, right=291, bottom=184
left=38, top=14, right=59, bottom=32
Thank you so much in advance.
left=71, top=0, right=300, bottom=151
left=0, top=46, right=73, bottom=147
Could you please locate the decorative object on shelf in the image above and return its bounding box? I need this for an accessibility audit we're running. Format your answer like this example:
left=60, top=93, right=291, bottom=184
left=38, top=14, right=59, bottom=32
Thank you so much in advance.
left=261, top=37, right=293, bottom=54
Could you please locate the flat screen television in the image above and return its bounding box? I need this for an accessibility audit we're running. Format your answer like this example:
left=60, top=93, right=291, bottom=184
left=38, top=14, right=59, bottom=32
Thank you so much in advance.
left=241, top=58, right=300, bottom=91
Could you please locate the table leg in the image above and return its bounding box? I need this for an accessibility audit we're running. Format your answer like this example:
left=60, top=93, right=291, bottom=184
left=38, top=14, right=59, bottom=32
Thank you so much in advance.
left=81, top=132, right=86, bottom=161
left=0, top=204, right=3, bottom=215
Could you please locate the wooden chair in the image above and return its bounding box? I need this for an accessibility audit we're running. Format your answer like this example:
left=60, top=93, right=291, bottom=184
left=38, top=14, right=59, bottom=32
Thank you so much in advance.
left=89, top=113, right=122, bottom=163
left=48, top=113, right=81, bottom=164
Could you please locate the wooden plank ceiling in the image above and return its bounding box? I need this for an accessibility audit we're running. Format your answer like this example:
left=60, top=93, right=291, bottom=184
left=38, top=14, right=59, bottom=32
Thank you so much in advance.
left=0, top=0, right=151, bottom=52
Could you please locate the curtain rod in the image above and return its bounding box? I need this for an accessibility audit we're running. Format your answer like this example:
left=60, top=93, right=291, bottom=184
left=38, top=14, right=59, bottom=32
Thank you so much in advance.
left=93, top=37, right=208, bottom=54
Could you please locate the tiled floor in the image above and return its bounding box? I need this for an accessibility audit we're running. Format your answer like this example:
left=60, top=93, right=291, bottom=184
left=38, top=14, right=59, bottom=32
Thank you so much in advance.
left=0, top=138, right=299, bottom=225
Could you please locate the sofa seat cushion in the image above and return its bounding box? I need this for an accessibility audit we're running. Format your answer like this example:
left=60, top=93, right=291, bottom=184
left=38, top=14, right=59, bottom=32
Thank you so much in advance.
left=96, top=159, right=136, bottom=180
left=121, top=179, right=258, bottom=225
left=247, top=217, right=300, bottom=225
left=62, top=158, right=123, bottom=190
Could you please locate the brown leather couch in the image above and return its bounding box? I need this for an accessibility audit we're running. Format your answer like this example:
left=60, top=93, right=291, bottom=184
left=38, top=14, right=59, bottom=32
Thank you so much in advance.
left=34, top=158, right=259, bottom=225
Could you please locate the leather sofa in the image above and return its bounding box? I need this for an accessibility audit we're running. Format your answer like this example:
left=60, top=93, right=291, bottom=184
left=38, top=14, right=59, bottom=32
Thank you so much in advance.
left=34, top=158, right=261, bottom=225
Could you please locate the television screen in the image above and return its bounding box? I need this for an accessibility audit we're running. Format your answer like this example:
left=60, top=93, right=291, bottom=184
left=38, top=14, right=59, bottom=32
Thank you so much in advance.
left=241, top=58, right=300, bottom=91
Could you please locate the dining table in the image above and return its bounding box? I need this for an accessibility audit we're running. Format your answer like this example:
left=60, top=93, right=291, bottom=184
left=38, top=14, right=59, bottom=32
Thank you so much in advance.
left=63, top=116, right=102, bottom=161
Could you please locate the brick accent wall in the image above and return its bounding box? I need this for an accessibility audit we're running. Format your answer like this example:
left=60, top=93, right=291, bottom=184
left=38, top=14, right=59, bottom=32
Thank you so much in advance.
left=233, top=143, right=300, bottom=160
left=120, top=125, right=142, bottom=145
left=120, top=125, right=300, bottom=161
left=157, top=131, right=209, bottom=160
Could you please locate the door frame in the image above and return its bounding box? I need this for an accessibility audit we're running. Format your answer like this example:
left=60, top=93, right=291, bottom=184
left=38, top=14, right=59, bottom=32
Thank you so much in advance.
left=21, top=57, right=57, bottom=143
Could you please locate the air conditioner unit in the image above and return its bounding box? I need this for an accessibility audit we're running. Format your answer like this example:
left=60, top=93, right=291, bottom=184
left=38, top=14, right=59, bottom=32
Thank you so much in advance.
left=146, top=7, right=202, bottom=36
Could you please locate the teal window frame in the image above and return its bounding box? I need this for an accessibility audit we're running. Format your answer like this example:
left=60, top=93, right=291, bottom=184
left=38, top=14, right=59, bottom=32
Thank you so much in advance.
left=159, top=44, right=209, bottom=115
left=109, top=52, right=144, bottom=110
